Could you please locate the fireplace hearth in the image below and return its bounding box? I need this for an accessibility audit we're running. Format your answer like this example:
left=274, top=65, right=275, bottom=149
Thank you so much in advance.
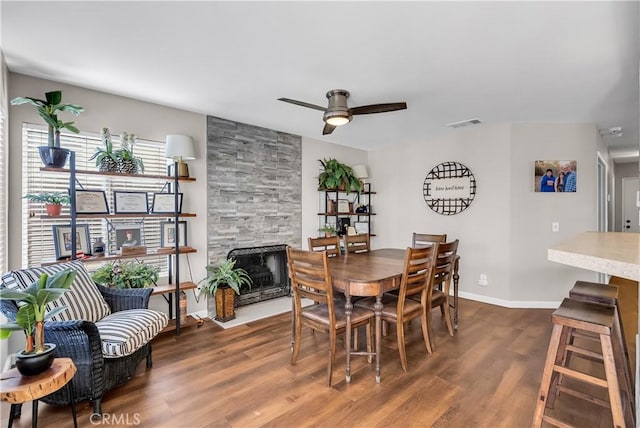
left=227, top=245, right=289, bottom=307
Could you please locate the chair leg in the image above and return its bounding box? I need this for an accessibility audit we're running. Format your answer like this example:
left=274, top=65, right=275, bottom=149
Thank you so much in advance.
left=442, top=300, right=454, bottom=337
left=420, top=309, right=433, bottom=355
left=396, top=319, right=408, bottom=372
left=291, top=314, right=303, bottom=365
left=328, top=330, right=337, bottom=386
left=600, top=334, right=626, bottom=428
left=92, top=398, right=102, bottom=416
left=366, top=323, right=373, bottom=364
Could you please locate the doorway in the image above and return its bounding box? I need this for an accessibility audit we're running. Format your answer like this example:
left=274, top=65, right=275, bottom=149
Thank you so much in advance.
left=621, top=177, right=639, bottom=232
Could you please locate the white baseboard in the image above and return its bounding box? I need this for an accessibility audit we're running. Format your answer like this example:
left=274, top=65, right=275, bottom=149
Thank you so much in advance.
left=458, top=291, right=561, bottom=309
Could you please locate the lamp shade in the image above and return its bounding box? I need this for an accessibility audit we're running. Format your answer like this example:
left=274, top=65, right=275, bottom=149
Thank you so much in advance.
left=352, top=164, right=369, bottom=179
left=165, top=135, right=196, bottom=160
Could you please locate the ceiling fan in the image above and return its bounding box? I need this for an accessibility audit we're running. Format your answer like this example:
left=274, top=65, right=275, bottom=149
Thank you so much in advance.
left=278, top=89, right=407, bottom=135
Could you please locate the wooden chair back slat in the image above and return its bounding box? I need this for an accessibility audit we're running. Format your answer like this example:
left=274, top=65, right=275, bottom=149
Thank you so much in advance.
left=308, top=236, right=341, bottom=257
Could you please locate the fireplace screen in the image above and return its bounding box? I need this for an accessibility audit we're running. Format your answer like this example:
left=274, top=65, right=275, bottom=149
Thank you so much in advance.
left=227, top=244, right=290, bottom=307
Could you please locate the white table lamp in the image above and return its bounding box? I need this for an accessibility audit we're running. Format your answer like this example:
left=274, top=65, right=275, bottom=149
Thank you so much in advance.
left=165, top=135, right=196, bottom=177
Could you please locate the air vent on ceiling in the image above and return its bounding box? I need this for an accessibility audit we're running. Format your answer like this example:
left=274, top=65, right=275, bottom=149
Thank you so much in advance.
left=446, top=118, right=483, bottom=129
left=599, top=126, right=623, bottom=137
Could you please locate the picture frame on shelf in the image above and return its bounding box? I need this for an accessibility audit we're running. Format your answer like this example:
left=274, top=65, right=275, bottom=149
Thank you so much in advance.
left=113, top=191, right=148, bottom=214
left=160, top=221, right=187, bottom=248
left=337, top=199, right=350, bottom=213
left=151, top=193, right=183, bottom=214
left=75, top=190, right=109, bottom=214
left=52, top=224, right=91, bottom=259
left=337, top=217, right=350, bottom=236
left=114, top=224, right=143, bottom=250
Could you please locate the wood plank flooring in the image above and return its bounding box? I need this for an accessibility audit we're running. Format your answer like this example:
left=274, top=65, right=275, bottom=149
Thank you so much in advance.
left=0, top=299, right=621, bottom=427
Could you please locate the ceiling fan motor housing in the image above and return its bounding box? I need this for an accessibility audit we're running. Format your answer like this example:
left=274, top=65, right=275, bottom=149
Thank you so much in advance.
left=323, top=89, right=352, bottom=124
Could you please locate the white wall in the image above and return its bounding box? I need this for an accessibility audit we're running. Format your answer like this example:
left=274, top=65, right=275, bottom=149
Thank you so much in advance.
left=369, top=122, right=604, bottom=306
left=7, top=73, right=209, bottom=320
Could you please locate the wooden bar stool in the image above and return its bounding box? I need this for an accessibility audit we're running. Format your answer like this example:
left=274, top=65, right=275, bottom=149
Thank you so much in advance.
left=533, top=298, right=634, bottom=428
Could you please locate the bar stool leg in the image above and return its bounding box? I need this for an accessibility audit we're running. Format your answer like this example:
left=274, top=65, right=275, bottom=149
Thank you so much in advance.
left=533, top=323, right=564, bottom=427
left=31, top=400, right=37, bottom=428
left=600, top=333, right=626, bottom=428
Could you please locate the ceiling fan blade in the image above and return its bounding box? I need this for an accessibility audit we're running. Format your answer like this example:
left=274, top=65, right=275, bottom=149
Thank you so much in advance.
left=322, top=123, right=336, bottom=135
left=351, top=102, right=407, bottom=115
left=278, top=97, right=326, bottom=112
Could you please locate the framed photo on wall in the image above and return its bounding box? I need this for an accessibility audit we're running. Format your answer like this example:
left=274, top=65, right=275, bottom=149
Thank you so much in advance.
left=534, top=160, right=577, bottom=193
left=52, top=224, right=91, bottom=259
left=160, top=221, right=187, bottom=248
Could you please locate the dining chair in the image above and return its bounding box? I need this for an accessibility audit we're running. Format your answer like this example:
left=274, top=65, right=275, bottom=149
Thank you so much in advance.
left=287, top=247, right=374, bottom=386
left=355, top=245, right=438, bottom=371
left=308, top=236, right=341, bottom=257
left=344, top=233, right=370, bottom=254
left=412, top=232, right=447, bottom=247
left=426, top=239, right=459, bottom=347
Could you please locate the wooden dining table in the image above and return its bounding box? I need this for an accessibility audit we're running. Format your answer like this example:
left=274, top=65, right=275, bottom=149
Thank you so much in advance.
left=328, top=248, right=461, bottom=383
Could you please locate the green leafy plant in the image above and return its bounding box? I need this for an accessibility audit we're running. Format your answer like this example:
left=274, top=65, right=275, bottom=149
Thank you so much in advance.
left=90, top=127, right=118, bottom=172
left=0, top=269, right=76, bottom=354
left=23, top=192, right=70, bottom=205
left=116, top=132, right=145, bottom=173
left=11, top=91, right=84, bottom=148
left=91, top=261, right=158, bottom=289
left=319, top=224, right=337, bottom=234
left=317, top=158, right=363, bottom=192
left=199, top=259, right=252, bottom=296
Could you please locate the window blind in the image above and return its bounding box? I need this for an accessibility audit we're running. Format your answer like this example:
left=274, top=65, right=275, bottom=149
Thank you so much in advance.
left=0, top=109, right=6, bottom=273
left=22, top=123, right=173, bottom=277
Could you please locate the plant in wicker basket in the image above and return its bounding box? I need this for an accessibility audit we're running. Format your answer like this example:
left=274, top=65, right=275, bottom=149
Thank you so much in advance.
left=90, top=127, right=118, bottom=172
left=116, top=132, right=144, bottom=174
left=199, top=259, right=252, bottom=322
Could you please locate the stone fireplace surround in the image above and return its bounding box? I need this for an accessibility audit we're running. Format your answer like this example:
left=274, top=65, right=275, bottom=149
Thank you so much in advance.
left=206, top=116, right=302, bottom=313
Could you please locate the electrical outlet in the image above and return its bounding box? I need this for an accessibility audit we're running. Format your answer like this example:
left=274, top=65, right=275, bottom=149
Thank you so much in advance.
left=478, top=274, right=488, bottom=286
left=552, top=222, right=559, bottom=232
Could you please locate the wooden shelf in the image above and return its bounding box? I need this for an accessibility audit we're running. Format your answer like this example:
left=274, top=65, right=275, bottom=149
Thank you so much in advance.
left=40, top=213, right=196, bottom=219
left=41, top=247, right=197, bottom=266
left=317, top=212, right=375, bottom=216
left=40, top=167, right=196, bottom=181
left=159, top=315, right=204, bottom=334
left=151, top=281, right=198, bottom=295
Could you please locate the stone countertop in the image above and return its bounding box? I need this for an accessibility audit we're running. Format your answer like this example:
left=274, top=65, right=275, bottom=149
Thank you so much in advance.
left=548, top=231, right=640, bottom=281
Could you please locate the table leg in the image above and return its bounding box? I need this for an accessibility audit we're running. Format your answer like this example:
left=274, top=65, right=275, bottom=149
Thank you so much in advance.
left=68, top=380, right=78, bottom=428
left=374, top=295, right=383, bottom=383
left=31, top=400, right=37, bottom=428
left=345, top=294, right=353, bottom=383
left=453, top=257, right=460, bottom=330
left=8, top=404, right=18, bottom=428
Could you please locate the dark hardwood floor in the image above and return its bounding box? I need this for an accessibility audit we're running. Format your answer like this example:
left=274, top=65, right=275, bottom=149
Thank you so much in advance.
left=1, top=298, right=620, bottom=427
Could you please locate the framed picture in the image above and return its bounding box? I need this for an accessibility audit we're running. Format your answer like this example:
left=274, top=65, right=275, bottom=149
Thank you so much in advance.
left=337, top=199, right=350, bottom=213
left=355, top=221, right=369, bottom=235
left=151, top=193, right=183, bottom=214
left=160, top=221, right=187, bottom=247
left=115, top=224, right=143, bottom=250
left=534, top=160, right=577, bottom=193
left=113, top=191, right=148, bottom=214
left=337, top=217, right=350, bottom=236
left=52, top=224, right=91, bottom=259
left=75, top=190, right=109, bottom=214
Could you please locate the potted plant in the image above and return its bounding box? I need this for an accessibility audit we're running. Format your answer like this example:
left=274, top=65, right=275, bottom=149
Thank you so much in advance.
left=10, top=90, right=84, bottom=167
left=90, top=127, right=118, bottom=172
left=317, top=158, right=363, bottom=193
left=200, top=259, right=252, bottom=322
left=24, top=191, right=71, bottom=216
left=0, top=269, right=76, bottom=376
left=91, top=261, right=159, bottom=289
left=319, top=224, right=337, bottom=238
left=116, top=132, right=145, bottom=174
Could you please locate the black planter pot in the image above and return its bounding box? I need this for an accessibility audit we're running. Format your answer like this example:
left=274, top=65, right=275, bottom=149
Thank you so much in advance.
left=38, top=146, right=69, bottom=168
left=15, top=343, right=56, bottom=376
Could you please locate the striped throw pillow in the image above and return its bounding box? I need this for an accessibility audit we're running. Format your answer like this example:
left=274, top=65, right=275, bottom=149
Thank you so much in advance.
left=1, top=260, right=111, bottom=322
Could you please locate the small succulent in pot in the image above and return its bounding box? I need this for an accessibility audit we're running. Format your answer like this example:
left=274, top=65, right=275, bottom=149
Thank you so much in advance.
left=116, top=132, right=145, bottom=174
left=90, top=127, right=118, bottom=172
left=319, top=224, right=337, bottom=237
left=24, top=192, right=71, bottom=216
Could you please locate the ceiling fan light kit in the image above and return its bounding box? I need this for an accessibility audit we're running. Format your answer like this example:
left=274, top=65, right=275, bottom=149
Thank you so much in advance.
left=278, top=88, right=407, bottom=135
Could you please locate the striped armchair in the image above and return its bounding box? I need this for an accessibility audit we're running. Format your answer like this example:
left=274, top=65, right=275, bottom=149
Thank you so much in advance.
left=0, top=260, right=168, bottom=414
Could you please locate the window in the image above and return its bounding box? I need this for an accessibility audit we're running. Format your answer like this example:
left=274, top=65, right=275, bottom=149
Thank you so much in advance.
left=0, top=108, right=6, bottom=273
left=22, top=124, right=173, bottom=277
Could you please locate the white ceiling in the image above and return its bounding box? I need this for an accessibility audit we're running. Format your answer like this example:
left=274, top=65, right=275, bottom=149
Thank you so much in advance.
left=2, top=1, right=639, bottom=163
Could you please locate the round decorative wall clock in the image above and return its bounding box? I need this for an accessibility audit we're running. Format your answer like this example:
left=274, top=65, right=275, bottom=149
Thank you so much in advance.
left=423, top=161, right=476, bottom=215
